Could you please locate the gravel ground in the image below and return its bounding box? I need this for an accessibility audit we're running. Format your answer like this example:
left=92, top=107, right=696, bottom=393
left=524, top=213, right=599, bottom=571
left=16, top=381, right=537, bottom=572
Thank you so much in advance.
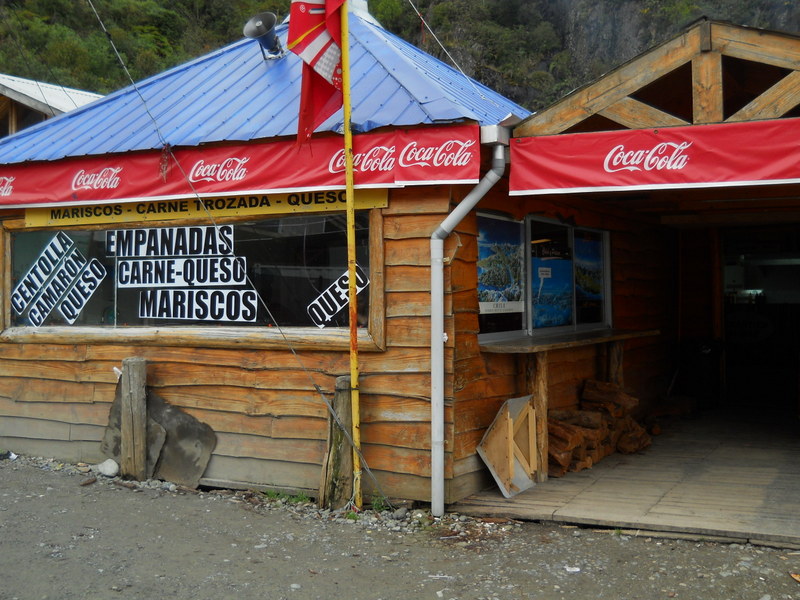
left=2, top=453, right=800, bottom=600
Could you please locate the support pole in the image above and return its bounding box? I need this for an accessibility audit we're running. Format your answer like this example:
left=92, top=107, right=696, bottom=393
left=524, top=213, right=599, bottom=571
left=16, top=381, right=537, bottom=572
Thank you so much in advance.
left=119, top=357, right=147, bottom=480
left=341, top=1, right=362, bottom=509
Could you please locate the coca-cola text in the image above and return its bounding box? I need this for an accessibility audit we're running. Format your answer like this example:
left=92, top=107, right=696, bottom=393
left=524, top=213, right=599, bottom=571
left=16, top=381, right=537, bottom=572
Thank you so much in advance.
left=603, top=141, right=691, bottom=173
left=72, top=167, right=122, bottom=191
left=0, top=176, right=14, bottom=197
left=399, top=139, right=475, bottom=168
left=189, top=157, right=249, bottom=183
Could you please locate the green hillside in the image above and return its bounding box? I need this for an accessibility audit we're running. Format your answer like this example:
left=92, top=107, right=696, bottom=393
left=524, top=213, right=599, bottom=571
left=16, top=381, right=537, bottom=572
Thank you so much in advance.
left=0, top=0, right=798, bottom=111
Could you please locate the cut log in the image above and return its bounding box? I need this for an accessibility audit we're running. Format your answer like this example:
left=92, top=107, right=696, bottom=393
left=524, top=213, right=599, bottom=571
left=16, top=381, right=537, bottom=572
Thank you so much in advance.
left=582, top=379, right=640, bottom=415
left=580, top=398, right=624, bottom=418
left=547, top=419, right=585, bottom=450
left=548, top=448, right=573, bottom=468
left=548, top=409, right=608, bottom=429
left=570, top=456, right=593, bottom=472
left=616, top=416, right=652, bottom=454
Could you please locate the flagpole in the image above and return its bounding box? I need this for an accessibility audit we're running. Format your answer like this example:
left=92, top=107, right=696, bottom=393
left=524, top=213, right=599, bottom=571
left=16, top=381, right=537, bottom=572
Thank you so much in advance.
left=340, top=0, right=362, bottom=510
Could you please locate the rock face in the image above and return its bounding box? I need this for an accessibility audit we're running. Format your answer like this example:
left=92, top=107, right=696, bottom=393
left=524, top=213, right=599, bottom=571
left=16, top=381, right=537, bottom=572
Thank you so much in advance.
left=546, top=0, right=800, bottom=90
left=398, top=0, right=800, bottom=111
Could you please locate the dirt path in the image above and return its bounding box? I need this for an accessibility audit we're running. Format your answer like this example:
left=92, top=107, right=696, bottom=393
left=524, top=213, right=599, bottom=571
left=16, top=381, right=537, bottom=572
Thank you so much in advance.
left=2, top=454, right=799, bottom=600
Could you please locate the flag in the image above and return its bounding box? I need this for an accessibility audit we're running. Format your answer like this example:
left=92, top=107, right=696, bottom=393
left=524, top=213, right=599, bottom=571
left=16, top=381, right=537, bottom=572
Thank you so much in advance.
left=288, top=0, right=345, bottom=141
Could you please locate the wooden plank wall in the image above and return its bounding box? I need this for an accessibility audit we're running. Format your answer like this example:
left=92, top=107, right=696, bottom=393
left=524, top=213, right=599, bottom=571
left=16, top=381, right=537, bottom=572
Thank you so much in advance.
left=446, top=187, right=677, bottom=502
left=0, top=181, right=679, bottom=505
left=0, top=186, right=457, bottom=503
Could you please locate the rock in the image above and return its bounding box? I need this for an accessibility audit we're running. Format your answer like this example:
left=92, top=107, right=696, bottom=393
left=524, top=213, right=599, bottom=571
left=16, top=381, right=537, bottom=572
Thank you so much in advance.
left=392, top=507, right=409, bottom=520
left=96, top=458, right=119, bottom=477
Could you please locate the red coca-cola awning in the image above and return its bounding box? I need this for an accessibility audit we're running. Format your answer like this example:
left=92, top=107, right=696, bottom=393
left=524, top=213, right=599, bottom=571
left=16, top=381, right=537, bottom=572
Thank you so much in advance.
left=0, top=124, right=479, bottom=208
left=510, top=118, right=800, bottom=196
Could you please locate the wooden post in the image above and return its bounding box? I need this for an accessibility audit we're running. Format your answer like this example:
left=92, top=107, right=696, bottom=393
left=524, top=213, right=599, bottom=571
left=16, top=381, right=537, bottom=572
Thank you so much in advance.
left=119, top=357, right=147, bottom=480
left=608, top=341, right=624, bottom=386
left=529, top=351, right=549, bottom=483
left=319, top=376, right=354, bottom=509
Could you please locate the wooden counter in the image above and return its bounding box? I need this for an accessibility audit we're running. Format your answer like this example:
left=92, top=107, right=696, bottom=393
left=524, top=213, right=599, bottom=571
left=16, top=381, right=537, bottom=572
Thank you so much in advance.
left=480, top=328, right=660, bottom=354
left=479, top=328, right=660, bottom=482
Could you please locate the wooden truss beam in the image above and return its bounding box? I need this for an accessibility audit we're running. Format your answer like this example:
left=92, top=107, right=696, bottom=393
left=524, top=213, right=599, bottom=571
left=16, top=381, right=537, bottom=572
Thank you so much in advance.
left=727, top=70, right=800, bottom=122
left=599, top=96, right=688, bottom=129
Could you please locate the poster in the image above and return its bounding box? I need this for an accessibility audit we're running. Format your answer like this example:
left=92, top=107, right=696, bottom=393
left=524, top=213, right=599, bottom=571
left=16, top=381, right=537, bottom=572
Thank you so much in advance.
left=574, top=230, right=605, bottom=324
left=477, top=216, right=524, bottom=314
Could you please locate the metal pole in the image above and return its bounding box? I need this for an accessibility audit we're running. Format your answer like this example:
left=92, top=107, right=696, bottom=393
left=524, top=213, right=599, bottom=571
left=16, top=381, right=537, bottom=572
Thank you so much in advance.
left=341, top=0, right=362, bottom=509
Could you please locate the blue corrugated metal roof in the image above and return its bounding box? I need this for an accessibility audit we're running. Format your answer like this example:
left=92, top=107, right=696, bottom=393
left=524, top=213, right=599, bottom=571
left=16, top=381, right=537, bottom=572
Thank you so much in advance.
left=0, top=12, right=530, bottom=165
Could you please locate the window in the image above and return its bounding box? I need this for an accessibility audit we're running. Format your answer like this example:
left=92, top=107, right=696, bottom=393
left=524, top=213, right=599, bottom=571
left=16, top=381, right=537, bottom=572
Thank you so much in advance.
left=478, top=214, right=610, bottom=340
left=9, top=212, right=371, bottom=331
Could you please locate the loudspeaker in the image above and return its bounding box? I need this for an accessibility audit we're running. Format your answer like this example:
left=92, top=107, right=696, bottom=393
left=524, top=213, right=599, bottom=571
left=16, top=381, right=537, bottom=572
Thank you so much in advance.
left=244, top=12, right=282, bottom=57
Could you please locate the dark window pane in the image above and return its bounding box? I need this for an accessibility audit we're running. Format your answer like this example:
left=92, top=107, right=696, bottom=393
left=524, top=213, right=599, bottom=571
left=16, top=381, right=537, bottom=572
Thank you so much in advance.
left=10, top=213, right=370, bottom=329
left=575, top=229, right=605, bottom=325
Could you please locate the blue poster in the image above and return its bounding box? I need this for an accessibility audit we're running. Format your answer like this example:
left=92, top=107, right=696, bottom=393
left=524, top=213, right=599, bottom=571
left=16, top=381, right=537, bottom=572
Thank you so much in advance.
left=532, top=257, right=573, bottom=328
left=477, top=216, right=523, bottom=315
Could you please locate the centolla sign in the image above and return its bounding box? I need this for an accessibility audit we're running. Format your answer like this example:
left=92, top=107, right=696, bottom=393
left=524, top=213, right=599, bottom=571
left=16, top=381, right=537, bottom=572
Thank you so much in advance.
left=510, top=118, right=800, bottom=195
left=0, top=124, right=479, bottom=208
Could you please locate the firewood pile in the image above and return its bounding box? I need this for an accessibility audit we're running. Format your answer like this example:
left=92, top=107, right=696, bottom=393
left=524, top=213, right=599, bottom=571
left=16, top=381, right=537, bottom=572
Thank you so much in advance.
left=547, top=379, right=651, bottom=478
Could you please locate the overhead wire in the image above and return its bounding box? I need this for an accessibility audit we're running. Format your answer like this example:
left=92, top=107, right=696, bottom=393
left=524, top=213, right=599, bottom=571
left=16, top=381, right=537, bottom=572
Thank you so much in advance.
left=403, top=0, right=501, bottom=107
left=83, top=0, right=393, bottom=508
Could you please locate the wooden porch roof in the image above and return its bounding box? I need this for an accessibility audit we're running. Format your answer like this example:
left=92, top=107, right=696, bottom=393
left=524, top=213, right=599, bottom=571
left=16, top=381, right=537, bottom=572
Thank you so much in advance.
left=512, top=19, right=800, bottom=227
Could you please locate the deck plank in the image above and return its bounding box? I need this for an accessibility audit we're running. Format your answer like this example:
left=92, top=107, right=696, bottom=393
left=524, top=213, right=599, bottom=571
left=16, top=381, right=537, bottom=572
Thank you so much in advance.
left=451, top=414, right=800, bottom=545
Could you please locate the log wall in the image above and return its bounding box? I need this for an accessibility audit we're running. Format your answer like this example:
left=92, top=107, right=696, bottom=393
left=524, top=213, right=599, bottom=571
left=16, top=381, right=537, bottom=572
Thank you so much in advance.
left=0, top=177, right=679, bottom=505
left=0, top=186, right=455, bottom=502
left=447, top=187, right=677, bottom=501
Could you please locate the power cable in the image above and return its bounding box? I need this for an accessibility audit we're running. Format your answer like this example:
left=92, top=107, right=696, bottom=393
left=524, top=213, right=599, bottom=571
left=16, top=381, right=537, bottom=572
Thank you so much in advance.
left=84, top=0, right=393, bottom=508
left=403, top=0, right=501, bottom=107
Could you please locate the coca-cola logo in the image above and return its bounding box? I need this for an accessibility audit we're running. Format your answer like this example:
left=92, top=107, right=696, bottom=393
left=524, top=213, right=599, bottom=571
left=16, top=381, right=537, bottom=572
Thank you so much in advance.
left=72, top=167, right=122, bottom=191
left=329, top=146, right=396, bottom=174
left=328, top=138, right=476, bottom=174
left=189, top=157, right=250, bottom=183
left=0, top=176, right=14, bottom=197
left=399, top=139, right=475, bottom=168
left=604, top=141, right=691, bottom=173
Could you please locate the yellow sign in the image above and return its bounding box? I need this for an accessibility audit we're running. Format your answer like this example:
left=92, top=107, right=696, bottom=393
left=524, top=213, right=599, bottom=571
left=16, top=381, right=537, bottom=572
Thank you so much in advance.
left=25, top=189, right=388, bottom=227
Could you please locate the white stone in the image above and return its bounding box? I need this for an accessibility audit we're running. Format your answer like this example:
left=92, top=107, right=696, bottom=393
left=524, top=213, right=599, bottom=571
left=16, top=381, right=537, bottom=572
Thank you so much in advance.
left=96, top=458, right=119, bottom=477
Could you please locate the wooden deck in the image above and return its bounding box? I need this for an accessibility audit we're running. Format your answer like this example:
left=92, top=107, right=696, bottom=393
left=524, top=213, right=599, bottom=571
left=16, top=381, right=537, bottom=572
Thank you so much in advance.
left=451, top=412, right=800, bottom=546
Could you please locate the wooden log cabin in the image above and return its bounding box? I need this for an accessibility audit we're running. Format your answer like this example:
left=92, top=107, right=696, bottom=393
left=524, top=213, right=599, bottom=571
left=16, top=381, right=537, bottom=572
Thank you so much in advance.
left=0, top=5, right=533, bottom=505
left=3, top=9, right=800, bottom=513
left=499, top=18, right=800, bottom=493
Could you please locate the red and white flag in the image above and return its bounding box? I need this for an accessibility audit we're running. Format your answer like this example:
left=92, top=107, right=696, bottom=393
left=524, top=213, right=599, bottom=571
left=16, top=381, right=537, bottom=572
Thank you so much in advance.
left=288, top=0, right=345, bottom=141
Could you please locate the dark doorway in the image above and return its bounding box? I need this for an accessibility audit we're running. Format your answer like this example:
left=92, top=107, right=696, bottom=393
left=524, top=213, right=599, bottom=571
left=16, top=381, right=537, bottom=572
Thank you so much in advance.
left=723, top=226, right=800, bottom=418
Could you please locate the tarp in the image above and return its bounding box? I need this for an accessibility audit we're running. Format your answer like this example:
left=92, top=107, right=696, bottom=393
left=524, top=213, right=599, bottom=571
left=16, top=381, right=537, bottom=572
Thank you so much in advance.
left=510, top=117, right=800, bottom=195
left=0, top=124, right=479, bottom=208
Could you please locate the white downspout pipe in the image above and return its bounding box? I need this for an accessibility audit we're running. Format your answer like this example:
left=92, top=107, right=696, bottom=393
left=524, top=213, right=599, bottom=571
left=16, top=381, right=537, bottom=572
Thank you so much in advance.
left=430, top=141, right=507, bottom=517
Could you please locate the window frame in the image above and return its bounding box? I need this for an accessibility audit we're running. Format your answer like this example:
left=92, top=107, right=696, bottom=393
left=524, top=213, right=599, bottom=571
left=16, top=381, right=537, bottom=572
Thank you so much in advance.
left=475, top=212, right=527, bottom=342
left=477, top=213, right=612, bottom=342
left=527, top=215, right=612, bottom=336
left=0, top=209, right=386, bottom=351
